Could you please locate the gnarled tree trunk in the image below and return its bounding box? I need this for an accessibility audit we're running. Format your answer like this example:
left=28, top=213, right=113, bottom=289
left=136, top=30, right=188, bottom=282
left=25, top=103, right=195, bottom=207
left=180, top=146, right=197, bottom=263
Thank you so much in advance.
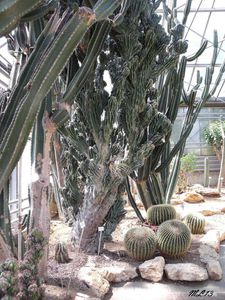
left=73, top=181, right=121, bottom=253
left=0, top=233, right=13, bottom=262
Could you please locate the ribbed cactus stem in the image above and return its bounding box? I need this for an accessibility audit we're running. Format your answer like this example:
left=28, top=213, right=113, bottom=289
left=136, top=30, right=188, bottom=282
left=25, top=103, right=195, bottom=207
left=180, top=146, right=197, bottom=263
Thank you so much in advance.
left=185, top=213, right=205, bottom=234
left=147, top=204, right=176, bottom=225
left=55, top=242, right=70, bottom=263
left=157, top=220, right=191, bottom=258
left=0, top=0, right=42, bottom=36
left=124, top=227, right=157, bottom=261
left=94, top=0, right=122, bottom=20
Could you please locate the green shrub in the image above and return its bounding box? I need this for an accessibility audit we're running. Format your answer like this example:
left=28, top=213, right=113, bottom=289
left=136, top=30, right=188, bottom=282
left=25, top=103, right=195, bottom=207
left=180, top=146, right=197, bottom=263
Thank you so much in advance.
left=176, top=153, right=196, bottom=192
left=204, top=120, right=225, bottom=159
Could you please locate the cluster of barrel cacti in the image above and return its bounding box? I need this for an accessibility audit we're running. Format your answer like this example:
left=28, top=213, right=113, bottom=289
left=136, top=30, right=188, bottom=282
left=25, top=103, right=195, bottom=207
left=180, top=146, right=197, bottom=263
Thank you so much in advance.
left=124, top=205, right=206, bottom=260
left=124, top=220, right=191, bottom=260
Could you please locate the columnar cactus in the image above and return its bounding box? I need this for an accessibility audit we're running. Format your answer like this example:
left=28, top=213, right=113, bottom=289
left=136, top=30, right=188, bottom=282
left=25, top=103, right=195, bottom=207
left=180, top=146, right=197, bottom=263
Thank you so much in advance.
left=157, top=220, right=191, bottom=258
left=147, top=204, right=176, bottom=225
left=0, top=0, right=123, bottom=193
left=55, top=242, right=70, bottom=264
left=129, top=0, right=225, bottom=211
left=124, top=227, right=157, bottom=261
left=185, top=213, right=205, bottom=234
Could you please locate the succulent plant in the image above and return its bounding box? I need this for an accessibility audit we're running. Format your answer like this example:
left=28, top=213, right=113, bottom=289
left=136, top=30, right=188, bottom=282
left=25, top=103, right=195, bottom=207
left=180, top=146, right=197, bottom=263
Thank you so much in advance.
left=124, top=227, right=157, bottom=261
left=185, top=213, right=205, bottom=234
left=147, top=204, right=176, bottom=225
left=157, top=220, right=191, bottom=258
left=55, top=242, right=70, bottom=263
left=0, top=259, right=18, bottom=298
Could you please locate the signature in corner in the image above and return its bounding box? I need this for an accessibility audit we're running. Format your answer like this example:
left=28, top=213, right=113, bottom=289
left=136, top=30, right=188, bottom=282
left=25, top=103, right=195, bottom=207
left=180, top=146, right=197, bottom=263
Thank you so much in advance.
left=189, top=289, right=214, bottom=297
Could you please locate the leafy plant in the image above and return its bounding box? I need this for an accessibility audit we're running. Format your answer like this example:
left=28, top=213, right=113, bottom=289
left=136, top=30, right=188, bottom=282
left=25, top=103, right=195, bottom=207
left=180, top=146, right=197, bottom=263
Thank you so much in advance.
left=204, top=120, right=225, bottom=160
left=0, top=229, right=45, bottom=300
left=176, top=153, right=196, bottom=192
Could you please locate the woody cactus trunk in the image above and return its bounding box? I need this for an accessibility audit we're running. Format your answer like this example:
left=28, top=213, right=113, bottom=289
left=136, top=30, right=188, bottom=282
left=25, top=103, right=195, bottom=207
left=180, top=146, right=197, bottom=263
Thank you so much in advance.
left=56, top=0, right=180, bottom=252
left=129, top=0, right=225, bottom=212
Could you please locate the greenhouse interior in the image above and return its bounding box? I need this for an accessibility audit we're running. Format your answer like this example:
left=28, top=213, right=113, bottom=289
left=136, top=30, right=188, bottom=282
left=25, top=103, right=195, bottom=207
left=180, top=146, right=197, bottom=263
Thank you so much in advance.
left=0, top=0, right=225, bottom=299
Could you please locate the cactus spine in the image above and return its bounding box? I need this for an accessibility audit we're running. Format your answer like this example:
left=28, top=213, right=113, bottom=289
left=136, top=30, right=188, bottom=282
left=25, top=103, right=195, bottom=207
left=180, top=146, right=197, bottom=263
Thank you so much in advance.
left=157, top=220, right=191, bottom=258
left=147, top=204, right=176, bottom=225
left=124, top=227, right=157, bottom=261
left=185, top=213, right=205, bottom=234
left=55, top=242, right=70, bottom=263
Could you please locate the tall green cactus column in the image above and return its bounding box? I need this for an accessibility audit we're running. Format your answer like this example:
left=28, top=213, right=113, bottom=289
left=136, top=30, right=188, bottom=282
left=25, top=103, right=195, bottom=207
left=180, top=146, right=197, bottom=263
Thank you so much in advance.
left=0, top=0, right=123, bottom=193
left=0, top=189, right=14, bottom=260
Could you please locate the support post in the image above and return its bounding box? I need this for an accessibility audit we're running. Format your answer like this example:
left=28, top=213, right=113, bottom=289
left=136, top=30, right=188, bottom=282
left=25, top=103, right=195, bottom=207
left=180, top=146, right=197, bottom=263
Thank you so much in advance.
left=204, top=157, right=209, bottom=187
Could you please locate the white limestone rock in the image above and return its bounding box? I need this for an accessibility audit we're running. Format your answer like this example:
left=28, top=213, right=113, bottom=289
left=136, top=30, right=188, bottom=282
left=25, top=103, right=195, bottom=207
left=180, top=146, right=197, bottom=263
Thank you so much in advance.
left=100, top=265, right=138, bottom=283
left=205, top=220, right=225, bottom=242
left=198, top=244, right=219, bottom=263
left=165, top=263, right=208, bottom=281
left=76, top=292, right=101, bottom=300
left=206, top=260, right=223, bottom=281
left=139, top=256, right=165, bottom=282
left=200, top=230, right=220, bottom=252
left=78, top=267, right=110, bottom=299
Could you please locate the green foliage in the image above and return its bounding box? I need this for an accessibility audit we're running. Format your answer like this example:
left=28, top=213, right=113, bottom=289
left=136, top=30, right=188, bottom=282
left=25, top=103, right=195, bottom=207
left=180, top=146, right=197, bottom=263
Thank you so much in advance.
left=0, top=259, right=18, bottom=298
left=124, top=227, right=157, bottom=261
left=204, top=120, right=225, bottom=156
left=176, top=153, right=196, bottom=192
left=55, top=242, right=70, bottom=263
left=17, top=229, right=46, bottom=300
left=157, top=220, right=191, bottom=258
left=185, top=213, right=205, bottom=234
left=147, top=204, right=176, bottom=225
left=180, top=153, right=197, bottom=173
left=0, top=229, right=45, bottom=300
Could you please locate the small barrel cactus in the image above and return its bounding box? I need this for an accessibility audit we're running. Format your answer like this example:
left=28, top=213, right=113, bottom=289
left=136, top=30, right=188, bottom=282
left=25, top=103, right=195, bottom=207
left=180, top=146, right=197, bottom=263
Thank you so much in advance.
left=55, top=242, right=70, bottom=263
left=124, top=227, right=157, bottom=261
left=157, top=220, right=191, bottom=258
left=185, top=213, right=205, bottom=234
left=147, top=204, right=176, bottom=225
